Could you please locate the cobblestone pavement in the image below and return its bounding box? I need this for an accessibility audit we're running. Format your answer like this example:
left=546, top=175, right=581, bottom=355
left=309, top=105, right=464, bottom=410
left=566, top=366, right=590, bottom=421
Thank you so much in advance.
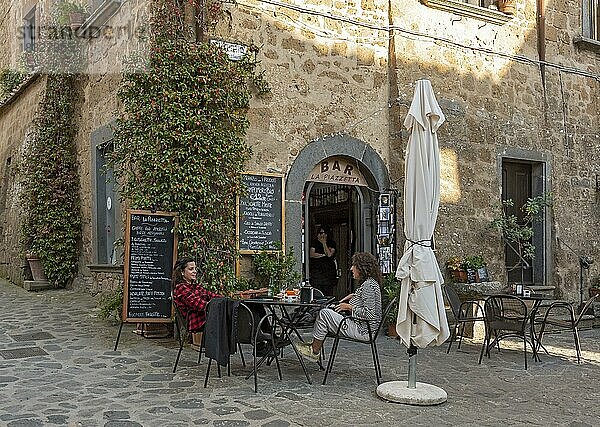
left=1, top=279, right=600, bottom=426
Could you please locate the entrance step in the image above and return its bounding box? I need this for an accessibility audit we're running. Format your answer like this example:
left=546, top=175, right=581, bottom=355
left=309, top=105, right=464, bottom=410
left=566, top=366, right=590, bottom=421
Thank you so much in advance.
left=23, top=280, right=52, bottom=291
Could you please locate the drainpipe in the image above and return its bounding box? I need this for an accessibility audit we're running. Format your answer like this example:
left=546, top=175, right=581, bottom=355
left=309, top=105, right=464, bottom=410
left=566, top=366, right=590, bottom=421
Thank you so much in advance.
left=537, top=0, right=546, bottom=88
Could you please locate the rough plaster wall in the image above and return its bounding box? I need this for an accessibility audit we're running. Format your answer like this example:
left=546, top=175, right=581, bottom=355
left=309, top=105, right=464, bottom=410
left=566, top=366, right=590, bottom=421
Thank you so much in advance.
left=390, top=0, right=600, bottom=300
left=0, top=0, right=11, bottom=69
left=215, top=0, right=390, bottom=174
left=0, top=77, right=45, bottom=285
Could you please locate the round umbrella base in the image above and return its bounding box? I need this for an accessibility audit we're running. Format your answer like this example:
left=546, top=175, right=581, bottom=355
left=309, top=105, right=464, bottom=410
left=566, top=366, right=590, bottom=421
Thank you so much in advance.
left=376, top=381, right=447, bottom=406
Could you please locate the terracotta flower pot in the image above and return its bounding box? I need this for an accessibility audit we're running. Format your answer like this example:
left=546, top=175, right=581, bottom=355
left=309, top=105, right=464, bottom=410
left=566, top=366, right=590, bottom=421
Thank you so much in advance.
left=387, top=323, right=398, bottom=338
left=69, top=12, right=85, bottom=31
left=451, top=270, right=467, bottom=283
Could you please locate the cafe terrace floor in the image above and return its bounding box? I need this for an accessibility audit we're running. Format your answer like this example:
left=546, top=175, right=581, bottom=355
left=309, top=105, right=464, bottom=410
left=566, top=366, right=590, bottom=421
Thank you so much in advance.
left=0, top=279, right=599, bottom=426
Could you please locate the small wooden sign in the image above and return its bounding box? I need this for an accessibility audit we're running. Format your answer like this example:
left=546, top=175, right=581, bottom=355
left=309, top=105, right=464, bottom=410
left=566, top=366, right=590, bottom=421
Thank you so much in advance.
left=122, top=209, right=178, bottom=322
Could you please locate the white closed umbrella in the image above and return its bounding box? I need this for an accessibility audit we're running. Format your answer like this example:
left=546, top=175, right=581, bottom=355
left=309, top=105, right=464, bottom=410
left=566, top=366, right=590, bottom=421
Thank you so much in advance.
left=377, top=79, right=450, bottom=405
left=395, top=79, right=449, bottom=349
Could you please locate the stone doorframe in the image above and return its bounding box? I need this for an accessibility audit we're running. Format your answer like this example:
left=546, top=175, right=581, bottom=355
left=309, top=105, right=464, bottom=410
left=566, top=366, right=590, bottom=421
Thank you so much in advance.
left=285, top=134, right=390, bottom=271
left=496, top=146, right=553, bottom=286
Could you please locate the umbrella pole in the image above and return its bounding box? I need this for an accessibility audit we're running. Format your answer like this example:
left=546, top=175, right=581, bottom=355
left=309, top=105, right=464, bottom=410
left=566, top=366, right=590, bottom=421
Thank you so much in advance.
left=407, top=344, right=417, bottom=389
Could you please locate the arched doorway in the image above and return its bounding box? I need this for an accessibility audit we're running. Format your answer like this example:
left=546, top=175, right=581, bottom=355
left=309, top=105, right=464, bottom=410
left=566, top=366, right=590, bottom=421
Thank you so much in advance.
left=285, top=135, right=391, bottom=297
left=304, top=181, right=377, bottom=298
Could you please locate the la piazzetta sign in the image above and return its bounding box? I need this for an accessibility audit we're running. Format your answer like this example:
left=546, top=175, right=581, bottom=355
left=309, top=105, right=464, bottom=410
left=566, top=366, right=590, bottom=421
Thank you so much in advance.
left=308, top=157, right=368, bottom=186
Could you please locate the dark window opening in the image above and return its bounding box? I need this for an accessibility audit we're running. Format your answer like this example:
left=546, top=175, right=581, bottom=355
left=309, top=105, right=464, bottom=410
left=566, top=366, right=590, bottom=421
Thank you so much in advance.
left=23, top=7, right=36, bottom=52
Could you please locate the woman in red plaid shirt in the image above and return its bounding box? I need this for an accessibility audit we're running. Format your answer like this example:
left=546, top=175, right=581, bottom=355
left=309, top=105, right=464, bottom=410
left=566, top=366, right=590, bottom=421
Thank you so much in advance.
left=173, top=257, right=221, bottom=347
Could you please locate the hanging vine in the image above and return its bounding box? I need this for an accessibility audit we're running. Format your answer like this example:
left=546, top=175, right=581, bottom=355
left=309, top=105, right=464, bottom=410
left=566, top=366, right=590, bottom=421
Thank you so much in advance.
left=110, top=0, right=269, bottom=294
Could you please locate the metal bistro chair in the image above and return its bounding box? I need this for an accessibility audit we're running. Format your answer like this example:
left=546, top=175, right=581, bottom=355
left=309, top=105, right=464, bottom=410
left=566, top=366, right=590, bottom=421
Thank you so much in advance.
left=536, top=294, right=598, bottom=363
left=202, top=299, right=249, bottom=387
left=172, top=302, right=202, bottom=373
left=322, top=297, right=398, bottom=385
left=443, top=285, right=485, bottom=354
left=204, top=301, right=287, bottom=393
left=478, top=295, right=531, bottom=369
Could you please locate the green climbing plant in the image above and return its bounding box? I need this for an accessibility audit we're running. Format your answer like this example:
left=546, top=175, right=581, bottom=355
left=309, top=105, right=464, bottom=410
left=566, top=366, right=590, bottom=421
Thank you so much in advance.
left=18, top=7, right=84, bottom=288
left=109, top=0, right=269, bottom=295
left=0, top=69, right=26, bottom=100
left=490, top=192, right=552, bottom=284
left=20, top=74, right=82, bottom=288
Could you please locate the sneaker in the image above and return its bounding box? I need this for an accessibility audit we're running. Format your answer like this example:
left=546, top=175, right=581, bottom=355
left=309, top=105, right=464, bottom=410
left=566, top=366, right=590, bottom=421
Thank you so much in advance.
left=295, top=342, right=320, bottom=362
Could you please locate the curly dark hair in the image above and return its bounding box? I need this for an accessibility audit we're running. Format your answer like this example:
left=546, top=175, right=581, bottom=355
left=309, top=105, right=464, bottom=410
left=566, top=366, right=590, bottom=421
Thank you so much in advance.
left=351, top=252, right=382, bottom=285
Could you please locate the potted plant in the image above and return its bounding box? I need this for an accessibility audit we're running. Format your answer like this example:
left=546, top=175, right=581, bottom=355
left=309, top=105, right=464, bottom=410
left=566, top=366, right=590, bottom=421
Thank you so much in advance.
left=490, top=193, right=552, bottom=285
left=253, top=244, right=301, bottom=296
left=445, top=255, right=467, bottom=283
left=464, top=254, right=489, bottom=283
left=382, top=273, right=401, bottom=337
left=25, top=251, right=47, bottom=282
left=55, top=0, right=88, bottom=30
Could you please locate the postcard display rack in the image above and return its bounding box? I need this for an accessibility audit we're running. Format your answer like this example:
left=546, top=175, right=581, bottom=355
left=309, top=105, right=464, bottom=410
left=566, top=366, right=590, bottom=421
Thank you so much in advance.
left=377, top=193, right=395, bottom=274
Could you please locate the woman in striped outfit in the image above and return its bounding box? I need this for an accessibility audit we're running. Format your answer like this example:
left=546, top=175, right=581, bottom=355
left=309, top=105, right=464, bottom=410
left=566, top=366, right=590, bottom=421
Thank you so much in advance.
left=297, top=252, right=382, bottom=361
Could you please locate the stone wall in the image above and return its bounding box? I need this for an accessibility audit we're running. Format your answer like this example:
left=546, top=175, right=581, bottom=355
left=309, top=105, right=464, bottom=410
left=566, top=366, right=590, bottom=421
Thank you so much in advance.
left=214, top=0, right=599, bottom=301
left=71, top=0, right=148, bottom=290
left=215, top=0, right=391, bottom=174
left=388, top=0, right=600, bottom=301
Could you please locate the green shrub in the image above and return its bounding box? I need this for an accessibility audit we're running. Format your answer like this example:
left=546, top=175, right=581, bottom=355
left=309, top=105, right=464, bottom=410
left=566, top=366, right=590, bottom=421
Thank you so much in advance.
left=0, top=69, right=26, bottom=99
left=382, top=273, right=401, bottom=323
left=253, top=245, right=301, bottom=292
left=98, top=287, right=123, bottom=321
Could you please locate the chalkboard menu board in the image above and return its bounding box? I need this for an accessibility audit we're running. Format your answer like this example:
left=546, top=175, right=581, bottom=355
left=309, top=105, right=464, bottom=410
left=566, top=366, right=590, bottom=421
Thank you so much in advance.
left=237, top=173, right=284, bottom=253
left=122, top=210, right=178, bottom=322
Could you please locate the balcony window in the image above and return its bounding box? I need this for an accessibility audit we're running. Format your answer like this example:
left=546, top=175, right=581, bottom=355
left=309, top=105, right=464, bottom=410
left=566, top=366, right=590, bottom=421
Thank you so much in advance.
left=23, top=6, right=36, bottom=52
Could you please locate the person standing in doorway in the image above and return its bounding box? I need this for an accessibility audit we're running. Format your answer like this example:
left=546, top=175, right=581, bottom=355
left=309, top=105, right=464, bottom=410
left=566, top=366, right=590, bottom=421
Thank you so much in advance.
left=309, top=225, right=337, bottom=296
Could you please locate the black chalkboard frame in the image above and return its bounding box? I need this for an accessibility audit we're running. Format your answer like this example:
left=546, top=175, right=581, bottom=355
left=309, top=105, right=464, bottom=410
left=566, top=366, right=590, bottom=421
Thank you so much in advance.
left=121, top=209, right=179, bottom=323
left=236, top=172, right=285, bottom=255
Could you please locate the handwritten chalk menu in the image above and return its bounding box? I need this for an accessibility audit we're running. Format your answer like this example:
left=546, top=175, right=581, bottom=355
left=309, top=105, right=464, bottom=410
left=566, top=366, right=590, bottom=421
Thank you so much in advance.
left=237, top=173, right=284, bottom=253
left=122, top=210, right=178, bottom=322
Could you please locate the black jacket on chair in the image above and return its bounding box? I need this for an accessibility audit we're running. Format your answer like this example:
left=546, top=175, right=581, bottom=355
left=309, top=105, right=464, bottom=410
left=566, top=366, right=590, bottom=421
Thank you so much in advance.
left=204, top=298, right=240, bottom=366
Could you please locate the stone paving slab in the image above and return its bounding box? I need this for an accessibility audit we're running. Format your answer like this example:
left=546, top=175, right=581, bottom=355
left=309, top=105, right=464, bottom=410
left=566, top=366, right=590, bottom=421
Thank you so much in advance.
left=1, top=279, right=600, bottom=426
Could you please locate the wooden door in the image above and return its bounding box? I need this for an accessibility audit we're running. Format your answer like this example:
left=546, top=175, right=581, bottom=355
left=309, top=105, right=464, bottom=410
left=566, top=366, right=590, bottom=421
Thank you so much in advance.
left=502, top=161, right=533, bottom=284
